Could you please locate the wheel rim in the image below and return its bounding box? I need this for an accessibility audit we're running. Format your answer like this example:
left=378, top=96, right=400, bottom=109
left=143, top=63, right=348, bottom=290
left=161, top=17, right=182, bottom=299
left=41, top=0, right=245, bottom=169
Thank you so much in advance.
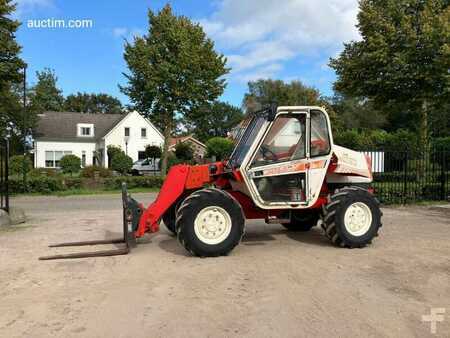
left=343, top=202, right=372, bottom=236
left=194, top=206, right=232, bottom=245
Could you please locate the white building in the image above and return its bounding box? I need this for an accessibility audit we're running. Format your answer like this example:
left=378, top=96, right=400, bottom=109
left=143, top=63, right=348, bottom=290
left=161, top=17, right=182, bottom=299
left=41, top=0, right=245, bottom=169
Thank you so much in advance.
left=33, top=111, right=164, bottom=168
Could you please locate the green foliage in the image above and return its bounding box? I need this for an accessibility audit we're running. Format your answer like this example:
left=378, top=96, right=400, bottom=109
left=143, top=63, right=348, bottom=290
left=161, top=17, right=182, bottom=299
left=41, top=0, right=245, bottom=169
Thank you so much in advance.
left=111, top=152, right=133, bottom=174
left=64, top=92, right=123, bottom=114
left=145, top=145, right=162, bottom=159
left=59, top=154, right=81, bottom=175
left=166, top=153, right=185, bottom=170
left=107, top=145, right=123, bottom=160
left=330, top=0, right=450, bottom=143
left=334, top=129, right=418, bottom=151
left=432, top=137, right=450, bottom=151
left=9, top=155, right=32, bottom=176
left=185, top=101, right=244, bottom=142
left=174, top=142, right=194, bottom=161
left=80, top=165, right=112, bottom=178
left=0, top=0, right=26, bottom=136
left=242, top=79, right=339, bottom=128
left=29, top=168, right=58, bottom=177
left=206, top=137, right=235, bottom=160
left=103, top=176, right=164, bottom=190
left=28, top=68, right=64, bottom=112
left=121, top=4, right=229, bottom=173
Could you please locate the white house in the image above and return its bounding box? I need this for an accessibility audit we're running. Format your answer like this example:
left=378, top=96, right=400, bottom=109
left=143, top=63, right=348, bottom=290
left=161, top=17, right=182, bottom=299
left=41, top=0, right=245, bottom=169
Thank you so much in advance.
left=33, top=111, right=164, bottom=168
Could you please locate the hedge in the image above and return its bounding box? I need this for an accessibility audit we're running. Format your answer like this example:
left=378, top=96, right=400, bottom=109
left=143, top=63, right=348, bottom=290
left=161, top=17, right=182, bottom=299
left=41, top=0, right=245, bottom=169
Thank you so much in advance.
left=8, top=175, right=163, bottom=194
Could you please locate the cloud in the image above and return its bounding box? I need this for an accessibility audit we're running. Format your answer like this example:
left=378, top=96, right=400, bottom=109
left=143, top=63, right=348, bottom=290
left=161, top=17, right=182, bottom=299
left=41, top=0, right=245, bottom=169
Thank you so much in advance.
left=14, top=0, right=54, bottom=17
left=112, top=27, right=145, bottom=40
left=200, top=0, right=360, bottom=83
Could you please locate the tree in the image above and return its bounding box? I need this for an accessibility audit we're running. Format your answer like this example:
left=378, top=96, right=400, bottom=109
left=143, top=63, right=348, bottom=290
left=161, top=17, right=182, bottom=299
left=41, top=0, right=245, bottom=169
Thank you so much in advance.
left=59, top=154, right=81, bottom=176
left=64, top=92, right=124, bottom=114
left=242, top=79, right=339, bottom=128
left=111, top=152, right=133, bottom=174
left=121, top=4, right=228, bottom=174
left=329, top=0, right=449, bottom=146
left=0, top=0, right=26, bottom=139
left=206, top=137, right=235, bottom=160
left=145, top=145, right=162, bottom=159
left=185, top=101, right=244, bottom=142
left=28, top=68, right=64, bottom=112
left=174, top=142, right=194, bottom=161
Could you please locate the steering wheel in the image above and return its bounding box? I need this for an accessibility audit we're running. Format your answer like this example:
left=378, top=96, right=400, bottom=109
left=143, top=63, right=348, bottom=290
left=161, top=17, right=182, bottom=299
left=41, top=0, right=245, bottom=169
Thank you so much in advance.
left=260, top=145, right=278, bottom=161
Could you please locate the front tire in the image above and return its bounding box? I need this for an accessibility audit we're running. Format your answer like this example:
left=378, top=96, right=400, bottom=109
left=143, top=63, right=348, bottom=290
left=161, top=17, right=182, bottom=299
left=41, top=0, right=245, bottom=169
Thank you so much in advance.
left=176, top=188, right=245, bottom=257
left=322, top=186, right=382, bottom=248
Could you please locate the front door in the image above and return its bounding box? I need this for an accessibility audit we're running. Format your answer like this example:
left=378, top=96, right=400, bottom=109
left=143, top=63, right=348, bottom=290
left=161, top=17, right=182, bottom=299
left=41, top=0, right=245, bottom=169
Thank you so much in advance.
left=248, top=112, right=310, bottom=205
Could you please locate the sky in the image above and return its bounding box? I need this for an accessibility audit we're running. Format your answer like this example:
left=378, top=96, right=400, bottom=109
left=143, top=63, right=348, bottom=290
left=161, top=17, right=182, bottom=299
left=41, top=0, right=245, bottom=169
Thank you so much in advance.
left=14, top=0, right=361, bottom=108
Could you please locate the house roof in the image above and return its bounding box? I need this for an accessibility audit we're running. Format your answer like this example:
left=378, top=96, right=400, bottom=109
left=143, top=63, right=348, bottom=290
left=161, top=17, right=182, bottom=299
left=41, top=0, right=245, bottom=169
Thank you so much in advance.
left=168, top=135, right=206, bottom=149
left=34, top=111, right=127, bottom=142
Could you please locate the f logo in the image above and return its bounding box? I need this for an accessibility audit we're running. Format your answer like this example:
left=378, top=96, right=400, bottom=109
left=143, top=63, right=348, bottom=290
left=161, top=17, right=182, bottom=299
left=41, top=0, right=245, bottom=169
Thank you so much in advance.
left=422, top=308, right=446, bottom=334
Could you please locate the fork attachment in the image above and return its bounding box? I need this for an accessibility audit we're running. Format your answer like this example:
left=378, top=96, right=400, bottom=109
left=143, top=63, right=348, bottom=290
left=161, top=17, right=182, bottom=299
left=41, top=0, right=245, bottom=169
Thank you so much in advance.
left=39, top=183, right=141, bottom=260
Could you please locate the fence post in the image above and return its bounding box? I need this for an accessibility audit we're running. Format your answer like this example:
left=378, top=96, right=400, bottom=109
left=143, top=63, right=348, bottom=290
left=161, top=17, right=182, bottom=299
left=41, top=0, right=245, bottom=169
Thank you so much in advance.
left=403, top=151, right=408, bottom=204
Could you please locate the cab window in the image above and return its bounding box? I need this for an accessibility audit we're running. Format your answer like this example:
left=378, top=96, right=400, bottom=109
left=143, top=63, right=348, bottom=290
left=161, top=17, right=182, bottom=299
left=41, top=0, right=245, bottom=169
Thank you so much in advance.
left=310, top=110, right=330, bottom=157
left=252, top=114, right=306, bottom=167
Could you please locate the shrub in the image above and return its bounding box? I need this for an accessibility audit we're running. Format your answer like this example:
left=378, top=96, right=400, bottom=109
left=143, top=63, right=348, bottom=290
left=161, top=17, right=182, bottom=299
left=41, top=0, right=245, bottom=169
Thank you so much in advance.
left=145, top=145, right=162, bottom=159
left=206, top=137, right=234, bottom=160
left=174, top=142, right=194, bottom=161
left=81, top=165, right=112, bottom=178
left=59, top=154, right=81, bottom=175
left=29, top=168, right=58, bottom=177
left=9, top=155, right=32, bottom=176
left=111, top=152, right=133, bottom=174
left=107, top=145, right=123, bottom=159
left=104, top=176, right=164, bottom=190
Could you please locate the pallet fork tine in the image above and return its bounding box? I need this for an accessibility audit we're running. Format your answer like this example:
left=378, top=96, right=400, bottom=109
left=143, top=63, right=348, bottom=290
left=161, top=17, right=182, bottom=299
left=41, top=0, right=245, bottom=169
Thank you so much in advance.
left=39, top=183, right=137, bottom=260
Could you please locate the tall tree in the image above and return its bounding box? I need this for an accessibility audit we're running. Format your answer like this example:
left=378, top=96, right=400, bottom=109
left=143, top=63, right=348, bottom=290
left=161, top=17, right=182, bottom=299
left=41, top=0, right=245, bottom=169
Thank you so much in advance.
left=64, top=92, right=124, bottom=114
left=121, top=4, right=228, bottom=173
left=243, top=79, right=339, bottom=129
left=185, top=101, right=243, bottom=142
left=28, top=68, right=64, bottom=112
left=0, top=0, right=25, bottom=137
left=330, top=0, right=449, bottom=146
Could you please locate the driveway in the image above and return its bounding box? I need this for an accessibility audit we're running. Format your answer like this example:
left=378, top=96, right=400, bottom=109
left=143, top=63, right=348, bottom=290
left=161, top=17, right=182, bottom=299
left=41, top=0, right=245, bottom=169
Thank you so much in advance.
left=1, top=193, right=449, bottom=337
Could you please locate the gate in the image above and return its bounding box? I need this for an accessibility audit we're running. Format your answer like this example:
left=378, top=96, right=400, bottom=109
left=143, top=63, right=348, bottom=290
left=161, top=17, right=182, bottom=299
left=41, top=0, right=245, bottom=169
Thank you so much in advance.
left=0, top=139, right=9, bottom=212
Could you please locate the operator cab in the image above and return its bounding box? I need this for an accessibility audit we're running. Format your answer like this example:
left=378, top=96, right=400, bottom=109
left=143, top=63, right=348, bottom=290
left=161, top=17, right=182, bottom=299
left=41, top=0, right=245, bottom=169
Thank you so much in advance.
left=229, top=107, right=333, bottom=209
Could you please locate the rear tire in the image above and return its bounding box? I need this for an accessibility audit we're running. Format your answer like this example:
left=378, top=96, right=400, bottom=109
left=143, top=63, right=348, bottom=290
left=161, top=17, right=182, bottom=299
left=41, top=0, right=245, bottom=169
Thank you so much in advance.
left=176, top=188, right=245, bottom=257
left=322, top=186, right=382, bottom=248
left=281, top=211, right=320, bottom=232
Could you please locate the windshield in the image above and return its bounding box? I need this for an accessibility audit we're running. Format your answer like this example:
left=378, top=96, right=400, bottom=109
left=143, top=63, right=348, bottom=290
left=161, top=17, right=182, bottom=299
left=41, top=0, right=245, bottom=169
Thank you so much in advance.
left=228, top=115, right=266, bottom=168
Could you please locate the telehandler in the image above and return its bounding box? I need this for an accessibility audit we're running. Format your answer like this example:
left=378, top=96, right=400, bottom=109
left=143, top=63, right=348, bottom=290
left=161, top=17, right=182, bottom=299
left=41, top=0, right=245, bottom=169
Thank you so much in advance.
left=40, top=106, right=382, bottom=260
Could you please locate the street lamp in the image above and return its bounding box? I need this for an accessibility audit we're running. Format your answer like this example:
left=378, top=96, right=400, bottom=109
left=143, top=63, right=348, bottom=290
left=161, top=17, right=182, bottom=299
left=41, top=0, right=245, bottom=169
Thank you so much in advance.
left=124, top=136, right=130, bottom=155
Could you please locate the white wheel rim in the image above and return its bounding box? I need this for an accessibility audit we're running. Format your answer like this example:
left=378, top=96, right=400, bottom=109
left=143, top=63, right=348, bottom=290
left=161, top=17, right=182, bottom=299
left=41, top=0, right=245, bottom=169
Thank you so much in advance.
left=194, top=206, right=232, bottom=245
left=343, top=202, right=372, bottom=236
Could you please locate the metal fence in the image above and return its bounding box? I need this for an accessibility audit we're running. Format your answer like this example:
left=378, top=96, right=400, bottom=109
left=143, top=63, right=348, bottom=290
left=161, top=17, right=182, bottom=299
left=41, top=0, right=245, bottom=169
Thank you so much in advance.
left=0, top=139, right=9, bottom=212
left=364, top=148, right=450, bottom=204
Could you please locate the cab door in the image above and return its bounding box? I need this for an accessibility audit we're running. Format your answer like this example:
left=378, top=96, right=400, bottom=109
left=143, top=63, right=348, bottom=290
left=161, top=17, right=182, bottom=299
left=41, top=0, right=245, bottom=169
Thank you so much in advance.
left=246, top=112, right=311, bottom=206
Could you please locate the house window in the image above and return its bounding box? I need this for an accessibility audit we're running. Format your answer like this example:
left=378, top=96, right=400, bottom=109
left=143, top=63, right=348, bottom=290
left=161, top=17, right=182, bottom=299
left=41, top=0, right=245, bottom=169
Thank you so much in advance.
left=81, top=127, right=91, bottom=136
left=124, top=127, right=130, bottom=137
left=45, top=150, right=72, bottom=168
left=141, top=128, right=147, bottom=138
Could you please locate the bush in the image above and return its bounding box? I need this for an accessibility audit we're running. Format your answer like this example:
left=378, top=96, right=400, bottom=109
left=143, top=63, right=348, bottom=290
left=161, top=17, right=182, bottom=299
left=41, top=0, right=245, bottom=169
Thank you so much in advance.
left=104, top=176, right=164, bottom=190
left=59, top=154, right=81, bottom=175
left=9, top=155, right=32, bottom=176
left=174, top=142, right=194, bottom=161
left=9, top=176, right=64, bottom=194
left=206, top=137, right=234, bottom=160
left=81, top=165, right=112, bottom=178
left=107, top=145, right=123, bottom=160
left=111, top=152, right=133, bottom=174
left=29, top=168, right=58, bottom=177
left=145, top=145, right=162, bottom=159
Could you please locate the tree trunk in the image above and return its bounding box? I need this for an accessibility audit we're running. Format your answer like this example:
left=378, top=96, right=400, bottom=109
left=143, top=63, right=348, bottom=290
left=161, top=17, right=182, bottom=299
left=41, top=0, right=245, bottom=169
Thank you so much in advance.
left=420, top=99, right=429, bottom=150
left=160, top=124, right=172, bottom=175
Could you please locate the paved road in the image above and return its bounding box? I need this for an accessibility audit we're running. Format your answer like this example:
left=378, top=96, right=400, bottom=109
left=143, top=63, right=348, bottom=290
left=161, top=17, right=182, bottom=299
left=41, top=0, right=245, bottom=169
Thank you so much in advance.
left=1, top=194, right=449, bottom=337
